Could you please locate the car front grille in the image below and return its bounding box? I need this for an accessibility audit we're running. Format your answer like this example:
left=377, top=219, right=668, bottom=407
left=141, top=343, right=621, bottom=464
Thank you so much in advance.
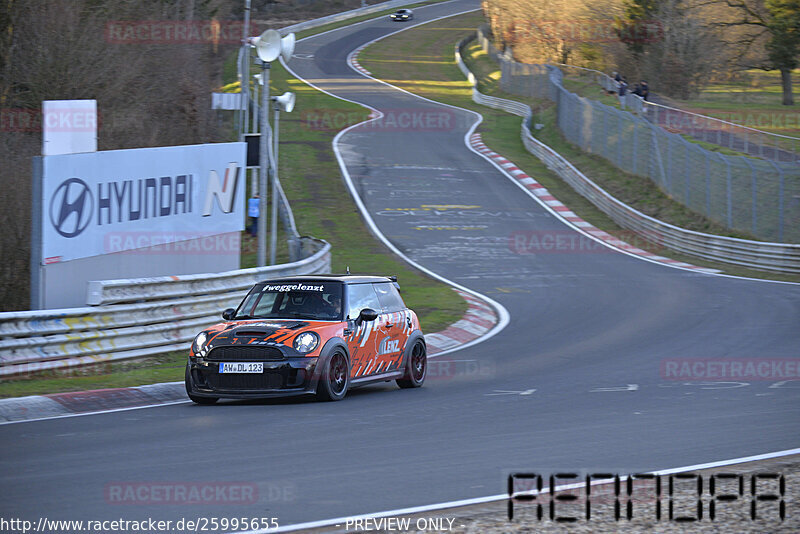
left=206, top=372, right=285, bottom=390
left=206, top=346, right=284, bottom=361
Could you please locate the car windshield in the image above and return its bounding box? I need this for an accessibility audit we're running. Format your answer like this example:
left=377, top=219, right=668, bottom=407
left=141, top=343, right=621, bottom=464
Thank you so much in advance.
left=235, top=281, right=344, bottom=321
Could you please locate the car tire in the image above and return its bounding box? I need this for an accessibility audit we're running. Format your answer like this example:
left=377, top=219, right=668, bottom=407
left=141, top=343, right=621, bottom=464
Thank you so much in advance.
left=397, top=339, right=426, bottom=389
left=185, top=364, right=218, bottom=405
left=316, top=351, right=349, bottom=401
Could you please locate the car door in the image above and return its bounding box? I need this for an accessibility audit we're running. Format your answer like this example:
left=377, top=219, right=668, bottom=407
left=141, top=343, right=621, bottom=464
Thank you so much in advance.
left=344, top=283, right=386, bottom=379
left=372, top=282, right=409, bottom=374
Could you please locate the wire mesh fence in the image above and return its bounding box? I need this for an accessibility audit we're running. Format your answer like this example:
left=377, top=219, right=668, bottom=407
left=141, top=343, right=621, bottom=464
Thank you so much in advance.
left=479, top=26, right=800, bottom=243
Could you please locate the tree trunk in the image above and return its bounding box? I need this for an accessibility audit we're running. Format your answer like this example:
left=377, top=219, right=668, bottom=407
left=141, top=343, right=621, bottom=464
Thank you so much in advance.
left=781, top=68, right=794, bottom=106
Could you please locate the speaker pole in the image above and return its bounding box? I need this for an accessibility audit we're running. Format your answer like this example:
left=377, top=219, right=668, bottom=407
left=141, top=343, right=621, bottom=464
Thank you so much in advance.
left=257, top=61, right=270, bottom=267
left=270, top=102, right=279, bottom=265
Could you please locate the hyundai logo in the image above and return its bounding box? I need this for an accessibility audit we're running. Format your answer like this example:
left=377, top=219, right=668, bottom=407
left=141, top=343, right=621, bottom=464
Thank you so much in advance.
left=50, top=178, right=93, bottom=238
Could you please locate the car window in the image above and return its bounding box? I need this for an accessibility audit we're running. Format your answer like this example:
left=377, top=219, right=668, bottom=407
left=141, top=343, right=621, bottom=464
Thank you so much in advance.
left=373, top=282, right=405, bottom=312
left=346, top=283, right=382, bottom=320
left=253, top=292, right=278, bottom=316
left=236, top=281, right=343, bottom=320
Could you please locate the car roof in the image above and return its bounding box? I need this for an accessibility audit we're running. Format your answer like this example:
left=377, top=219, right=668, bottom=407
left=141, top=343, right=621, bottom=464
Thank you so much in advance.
left=257, top=274, right=396, bottom=285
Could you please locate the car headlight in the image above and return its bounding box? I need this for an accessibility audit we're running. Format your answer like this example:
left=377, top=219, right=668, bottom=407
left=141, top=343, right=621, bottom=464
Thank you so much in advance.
left=192, top=332, right=208, bottom=358
left=293, top=332, right=320, bottom=354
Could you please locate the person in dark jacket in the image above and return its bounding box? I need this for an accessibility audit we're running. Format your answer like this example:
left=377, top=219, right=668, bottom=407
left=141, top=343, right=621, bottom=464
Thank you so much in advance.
left=640, top=80, right=649, bottom=101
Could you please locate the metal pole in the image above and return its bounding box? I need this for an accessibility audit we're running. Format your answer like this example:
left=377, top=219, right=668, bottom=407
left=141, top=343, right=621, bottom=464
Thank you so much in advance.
left=252, top=75, right=259, bottom=134
left=270, top=105, right=279, bottom=265
left=241, top=0, right=251, bottom=136
left=257, top=62, right=271, bottom=267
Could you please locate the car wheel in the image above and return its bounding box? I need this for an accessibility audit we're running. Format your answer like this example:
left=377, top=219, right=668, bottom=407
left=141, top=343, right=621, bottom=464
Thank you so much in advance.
left=397, top=340, right=426, bottom=389
left=185, top=364, right=218, bottom=405
left=316, top=351, right=349, bottom=401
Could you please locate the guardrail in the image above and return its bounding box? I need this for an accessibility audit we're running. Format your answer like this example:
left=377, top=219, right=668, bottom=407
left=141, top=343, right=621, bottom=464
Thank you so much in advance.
left=0, top=238, right=331, bottom=377
left=457, top=34, right=800, bottom=273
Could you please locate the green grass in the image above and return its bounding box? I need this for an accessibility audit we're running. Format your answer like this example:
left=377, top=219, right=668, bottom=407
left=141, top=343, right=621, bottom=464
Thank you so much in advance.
left=0, top=353, right=186, bottom=398
left=673, top=69, right=800, bottom=138
left=358, top=13, right=800, bottom=284
left=0, top=6, right=470, bottom=399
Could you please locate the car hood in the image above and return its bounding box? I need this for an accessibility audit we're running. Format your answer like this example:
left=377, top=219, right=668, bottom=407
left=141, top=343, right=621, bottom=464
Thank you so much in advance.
left=202, top=319, right=344, bottom=351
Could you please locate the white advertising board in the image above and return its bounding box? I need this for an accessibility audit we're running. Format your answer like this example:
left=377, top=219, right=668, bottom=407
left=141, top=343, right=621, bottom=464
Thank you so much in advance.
left=42, top=100, right=98, bottom=156
left=41, top=142, right=246, bottom=264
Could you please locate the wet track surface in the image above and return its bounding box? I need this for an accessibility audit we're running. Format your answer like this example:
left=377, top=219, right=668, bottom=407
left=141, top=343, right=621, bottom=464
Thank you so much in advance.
left=1, top=0, right=799, bottom=528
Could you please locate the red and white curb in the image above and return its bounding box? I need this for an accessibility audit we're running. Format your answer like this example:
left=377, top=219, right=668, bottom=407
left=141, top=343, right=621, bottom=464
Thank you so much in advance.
left=349, top=44, right=372, bottom=76
left=469, top=133, right=720, bottom=274
left=0, top=382, right=186, bottom=424
left=425, top=290, right=498, bottom=354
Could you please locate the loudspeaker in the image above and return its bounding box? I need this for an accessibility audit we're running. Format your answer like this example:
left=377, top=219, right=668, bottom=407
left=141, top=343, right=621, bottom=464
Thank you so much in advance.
left=254, top=29, right=281, bottom=62
left=280, top=33, right=296, bottom=62
left=274, top=92, right=296, bottom=113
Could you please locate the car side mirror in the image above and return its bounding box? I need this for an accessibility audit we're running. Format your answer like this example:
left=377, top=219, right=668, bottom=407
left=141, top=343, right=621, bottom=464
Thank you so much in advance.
left=222, top=308, right=236, bottom=321
left=357, top=308, right=378, bottom=325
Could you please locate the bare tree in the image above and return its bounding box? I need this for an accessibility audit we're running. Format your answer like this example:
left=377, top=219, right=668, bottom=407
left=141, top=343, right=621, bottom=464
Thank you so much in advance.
left=0, top=0, right=232, bottom=311
left=704, top=0, right=799, bottom=105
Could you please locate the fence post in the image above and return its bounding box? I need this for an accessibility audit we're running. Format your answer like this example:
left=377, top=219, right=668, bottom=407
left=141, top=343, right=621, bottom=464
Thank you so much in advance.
left=767, top=160, right=785, bottom=241
left=705, top=152, right=711, bottom=216
left=633, top=121, right=638, bottom=174
left=743, top=158, right=757, bottom=235
left=618, top=113, right=623, bottom=168
left=666, top=133, right=672, bottom=193
left=685, top=141, right=691, bottom=205
left=603, top=106, right=609, bottom=160
left=725, top=157, right=732, bottom=229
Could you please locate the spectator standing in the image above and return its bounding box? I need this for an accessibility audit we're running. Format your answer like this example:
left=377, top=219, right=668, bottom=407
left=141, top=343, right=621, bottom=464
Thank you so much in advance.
left=640, top=80, right=649, bottom=101
left=618, top=78, right=628, bottom=108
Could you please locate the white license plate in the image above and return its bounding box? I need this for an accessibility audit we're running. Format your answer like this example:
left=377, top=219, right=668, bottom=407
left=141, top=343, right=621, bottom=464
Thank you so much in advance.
left=219, top=362, right=264, bottom=373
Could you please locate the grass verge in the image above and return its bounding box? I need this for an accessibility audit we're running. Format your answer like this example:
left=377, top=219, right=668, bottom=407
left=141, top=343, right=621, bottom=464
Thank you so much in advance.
left=357, top=13, right=800, bottom=284
left=0, top=353, right=186, bottom=398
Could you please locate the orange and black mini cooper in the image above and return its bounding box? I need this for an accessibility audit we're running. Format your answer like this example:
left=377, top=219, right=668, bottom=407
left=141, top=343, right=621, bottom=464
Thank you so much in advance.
left=186, top=275, right=426, bottom=403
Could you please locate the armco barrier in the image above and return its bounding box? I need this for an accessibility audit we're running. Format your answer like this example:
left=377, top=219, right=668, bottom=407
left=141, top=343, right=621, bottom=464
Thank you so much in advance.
left=457, top=35, right=800, bottom=273
left=0, top=238, right=331, bottom=377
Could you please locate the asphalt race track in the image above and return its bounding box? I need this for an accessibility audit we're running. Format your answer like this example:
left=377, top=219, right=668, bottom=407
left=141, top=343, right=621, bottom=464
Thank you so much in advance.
left=1, top=0, right=799, bottom=529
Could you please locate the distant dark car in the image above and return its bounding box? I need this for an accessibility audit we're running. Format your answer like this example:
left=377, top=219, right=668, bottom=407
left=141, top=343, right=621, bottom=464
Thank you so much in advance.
left=186, top=275, right=426, bottom=403
left=389, top=9, right=413, bottom=21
